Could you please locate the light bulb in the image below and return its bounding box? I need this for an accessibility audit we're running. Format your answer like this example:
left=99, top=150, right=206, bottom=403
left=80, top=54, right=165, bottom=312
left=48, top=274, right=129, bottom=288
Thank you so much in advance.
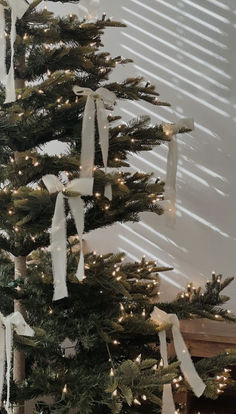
left=135, top=354, right=141, bottom=363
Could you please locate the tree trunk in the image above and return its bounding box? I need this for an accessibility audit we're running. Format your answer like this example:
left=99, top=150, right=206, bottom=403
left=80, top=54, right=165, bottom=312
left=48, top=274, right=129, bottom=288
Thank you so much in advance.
left=14, top=256, right=27, bottom=414
left=13, top=73, right=26, bottom=414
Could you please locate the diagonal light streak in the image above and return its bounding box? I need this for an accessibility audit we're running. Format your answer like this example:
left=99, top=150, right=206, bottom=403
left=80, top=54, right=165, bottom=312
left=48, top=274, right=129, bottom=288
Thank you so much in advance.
left=118, top=234, right=184, bottom=288
left=122, top=31, right=229, bottom=90
left=180, top=0, right=230, bottom=22
left=123, top=6, right=228, bottom=50
left=134, top=64, right=230, bottom=117
left=122, top=19, right=230, bottom=79
left=122, top=44, right=229, bottom=104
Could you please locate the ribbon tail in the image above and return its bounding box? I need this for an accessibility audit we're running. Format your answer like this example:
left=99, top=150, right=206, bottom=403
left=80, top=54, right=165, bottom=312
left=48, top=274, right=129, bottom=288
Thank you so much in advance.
left=0, top=322, right=5, bottom=406
left=97, top=97, right=109, bottom=171
left=97, top=98, right=112, bottom=200
left=165, top=136, right=178, bottom=227
left=158, top=330, right=176, bottom=414
left=4, top=320, right=12, bottom=414
left=172, top=323, right=206, bottom=397
left=0, top=6, right=6, bottom=82
left=68, top=196, right=85, bottom=281
left=104, top=184, right=112, bottom=200
left=162, top=384, right=175, bottom=414
left=5, top=8, right=16, bottom=104
left=80, top=95, right=95, bottom=178
left=51, top=192, right=68, bottom=301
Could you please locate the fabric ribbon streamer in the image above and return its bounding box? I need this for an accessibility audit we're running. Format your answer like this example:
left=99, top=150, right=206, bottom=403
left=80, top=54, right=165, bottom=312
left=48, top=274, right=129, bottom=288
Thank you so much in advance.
left=151, top=306, right=205, bottom=414
left=163, top=118, right=194, bottom=227
left=0, top=312, right=34, bottom=414
left=0, top=0, right=28, bottom=103
left=73, top=86, right=116, bottom=200
left=42, top=175, right=94, bottom=301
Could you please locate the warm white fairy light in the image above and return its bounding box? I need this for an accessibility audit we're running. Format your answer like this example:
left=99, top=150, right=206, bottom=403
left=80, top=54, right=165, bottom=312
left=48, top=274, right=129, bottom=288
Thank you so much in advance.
left=142, top=395, right=147, bottom=401
left=110, top=368, right=114, bottom=377
left=135, top=354, right=141, bottom=364
left=112, top=389, right=117, bottom=397
left=113, top=340, right=120, bottom=345
left=133, top=398, right=141, bottom=406
left=62, top=384, right=67, bottom=393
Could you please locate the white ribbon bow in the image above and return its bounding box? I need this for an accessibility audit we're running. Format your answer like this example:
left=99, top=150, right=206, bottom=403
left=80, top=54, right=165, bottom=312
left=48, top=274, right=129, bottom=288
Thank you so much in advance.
left=73, top=86, right=116, bottom=200
left=42, top=175, right=94, bottom=301
left=0, top=311, right=34, bottom=414
left=163, top=118, right=194, bottom=227
left=151, top=306, right=205, bottom=414
left=0, top=0, right=28, bottom=103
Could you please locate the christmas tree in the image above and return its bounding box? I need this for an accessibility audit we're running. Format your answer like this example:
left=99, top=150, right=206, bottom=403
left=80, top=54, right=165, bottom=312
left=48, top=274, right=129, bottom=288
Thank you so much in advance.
left=0, top=1, right=235, bottom=413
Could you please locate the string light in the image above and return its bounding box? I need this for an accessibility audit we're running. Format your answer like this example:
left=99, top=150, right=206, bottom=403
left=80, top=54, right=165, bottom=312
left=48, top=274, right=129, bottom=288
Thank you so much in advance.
left=133, top=398, right=141, bottom=406
left=110, top=368, right=114, bottom=377
left=112, top=390, right=117, bottom=397
left=62, top=384, right=67, bottom=394
left=113, top=340, right=120, bottom=345
left=135, top=354, right=141, bottom=364
left=142, top=395, right=147, bottom=401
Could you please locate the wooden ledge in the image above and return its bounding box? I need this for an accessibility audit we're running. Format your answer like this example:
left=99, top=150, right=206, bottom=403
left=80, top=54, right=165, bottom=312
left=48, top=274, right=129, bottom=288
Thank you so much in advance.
left=179, top=319, right=236, bottom=357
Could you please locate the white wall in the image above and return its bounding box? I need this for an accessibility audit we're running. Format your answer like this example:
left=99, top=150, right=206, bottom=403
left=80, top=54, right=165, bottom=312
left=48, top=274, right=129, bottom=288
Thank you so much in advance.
left=48, top=0, right=236, bottom=310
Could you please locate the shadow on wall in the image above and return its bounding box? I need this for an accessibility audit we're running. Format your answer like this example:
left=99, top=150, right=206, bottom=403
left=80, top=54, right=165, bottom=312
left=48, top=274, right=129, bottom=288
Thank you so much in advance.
left=88, top=0, right=236, bottom=309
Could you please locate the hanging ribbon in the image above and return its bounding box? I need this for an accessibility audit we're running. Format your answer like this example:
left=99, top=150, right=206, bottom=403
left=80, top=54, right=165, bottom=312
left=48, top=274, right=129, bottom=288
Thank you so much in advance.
left=163, top=118, right=194, bottom=227
left=151, top=306, right=205, bottom=414
left=42, top=174, right=94, bottom=301
left=0, top=312, right=34, bottom=414
left=0, top=5, right=6, bottom=82
left=73, top=86, right=116, bottom=200
left=0, top=0, right=28, bottom=103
